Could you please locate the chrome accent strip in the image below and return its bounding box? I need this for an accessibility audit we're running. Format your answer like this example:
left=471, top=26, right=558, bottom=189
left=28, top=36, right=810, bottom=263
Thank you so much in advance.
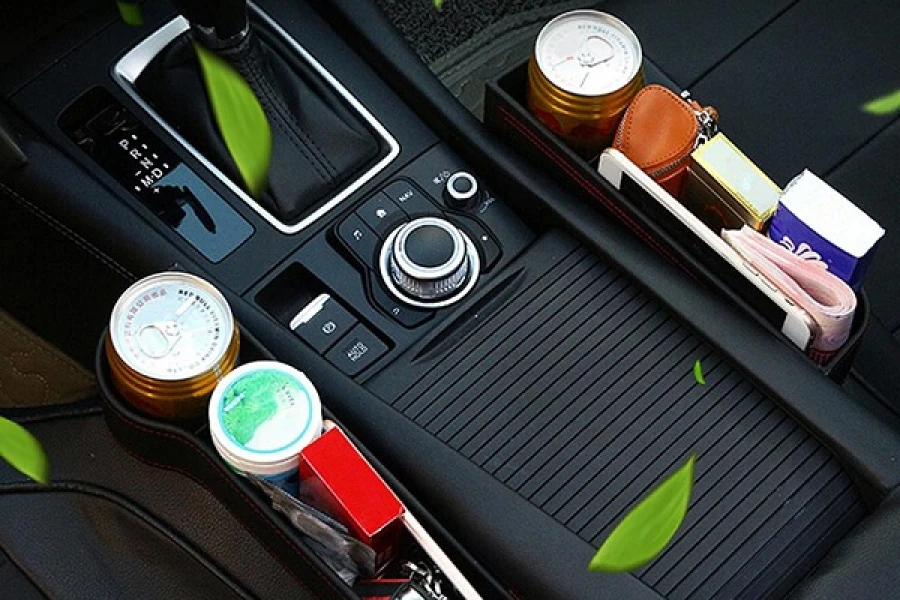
left=112, top=10, right=400, bottom=235
left=289, top=293, right=330, bottom=331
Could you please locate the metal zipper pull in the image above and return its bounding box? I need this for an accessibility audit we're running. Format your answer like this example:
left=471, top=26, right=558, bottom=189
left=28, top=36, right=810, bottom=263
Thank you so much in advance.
left=680, top=90, right=719, bottom=147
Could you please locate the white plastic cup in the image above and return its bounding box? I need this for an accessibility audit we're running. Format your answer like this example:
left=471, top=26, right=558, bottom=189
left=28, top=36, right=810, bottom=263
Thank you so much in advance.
left=208, top=361, right=322, bottom=489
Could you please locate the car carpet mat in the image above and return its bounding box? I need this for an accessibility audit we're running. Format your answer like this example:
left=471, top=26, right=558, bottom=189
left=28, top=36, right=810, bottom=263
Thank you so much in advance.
left=0, top=308, right=96, bottom=408
left=374, top=0, right=601, bottom=118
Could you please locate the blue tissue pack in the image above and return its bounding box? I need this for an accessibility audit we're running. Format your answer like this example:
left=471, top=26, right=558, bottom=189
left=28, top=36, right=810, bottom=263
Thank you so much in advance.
left=768, top=170, right=884, bottom=291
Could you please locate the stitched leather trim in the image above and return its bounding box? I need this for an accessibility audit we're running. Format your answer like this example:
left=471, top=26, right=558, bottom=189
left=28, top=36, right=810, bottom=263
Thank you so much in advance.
left=0, top=482, right=255, bottom=599
left=0, top=309, right=96, bottom=408
left=103, top=399, right=347, bottom=599
left=224, top=34, right=337, bottom=184
left=0, top=182, right=135, bottom=284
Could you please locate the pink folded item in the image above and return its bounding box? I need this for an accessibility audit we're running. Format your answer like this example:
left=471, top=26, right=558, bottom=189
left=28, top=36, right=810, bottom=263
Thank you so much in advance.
left=722, top=226, right=856, bottom=364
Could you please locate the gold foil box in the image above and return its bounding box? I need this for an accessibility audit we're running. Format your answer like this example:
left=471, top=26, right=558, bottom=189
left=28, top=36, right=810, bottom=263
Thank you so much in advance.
left=684, top=133, right=781, bottom=232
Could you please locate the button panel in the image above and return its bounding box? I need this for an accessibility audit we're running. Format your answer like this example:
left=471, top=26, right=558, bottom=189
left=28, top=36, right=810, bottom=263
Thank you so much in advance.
left=443, top=171, right=480, bottom=211
left=383, top=180, right=440, bottom=217
left=356, top=192, right=407, bottom=238
left=337, top=213, right=381, bottom=266
left=451, top=214, right=502, bottom=272
left=254, top=144, right=535, bottom=380
left=369, top=282, right=433, bottom=328
left=335, top=178, right=502, bottom=324
left=325, top=323, right=389, bottom=376
left=291, top=294, right=358, bottom=353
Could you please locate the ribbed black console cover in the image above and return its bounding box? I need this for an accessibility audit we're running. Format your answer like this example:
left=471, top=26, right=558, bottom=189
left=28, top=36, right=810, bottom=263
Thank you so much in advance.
left=372, top=231, right=865, bottom=599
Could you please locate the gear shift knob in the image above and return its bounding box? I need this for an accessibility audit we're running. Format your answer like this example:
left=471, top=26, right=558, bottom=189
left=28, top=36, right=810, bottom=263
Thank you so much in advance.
left=168, top=0, right=249, bottom=49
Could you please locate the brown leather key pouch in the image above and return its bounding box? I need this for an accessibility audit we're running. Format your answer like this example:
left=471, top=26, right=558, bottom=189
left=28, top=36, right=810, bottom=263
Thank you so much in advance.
left=612, top=84, right=717, bottom=197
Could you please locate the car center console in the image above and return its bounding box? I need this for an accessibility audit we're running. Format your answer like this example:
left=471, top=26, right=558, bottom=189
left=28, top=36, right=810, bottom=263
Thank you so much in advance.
left=57, top=80, right=533, bottom=379
left=6, top=1, right=900, bottom=599
left=13, top=1, right=534, bottom=385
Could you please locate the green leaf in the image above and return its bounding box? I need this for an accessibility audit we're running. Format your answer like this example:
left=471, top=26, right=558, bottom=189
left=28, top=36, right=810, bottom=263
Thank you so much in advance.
left=862, top=89, right=900, bottom=116
left=0, top=417, right=49, bottom=485
left=194, top=43, right=272, bottom=198
left=116, top=1, right=144, bottom=27
left=434, top=0, right=446, bottom=10
left=693, top=359, right=705, bottom=385
left=589, top=455, right=695, bottom=573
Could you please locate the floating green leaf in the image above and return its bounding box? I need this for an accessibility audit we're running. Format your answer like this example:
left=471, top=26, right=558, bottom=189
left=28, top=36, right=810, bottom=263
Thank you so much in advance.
left=116, top=1, right=144, bottom=27
left=433, top=0, right=446, bottom=10
left=862, top=89, right=900, bottom=116
left=194, top=43, right=272, bottom=198
left=589, top=455, right=695, bottom=573
left=0, top=417, right=49, bottom=485
left=693, top=359, right=705, bottom=385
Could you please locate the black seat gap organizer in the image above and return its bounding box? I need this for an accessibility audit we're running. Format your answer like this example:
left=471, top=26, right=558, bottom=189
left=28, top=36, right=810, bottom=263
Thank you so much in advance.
left=483, top=59, right=869, bottom=383
left=96, top=326, right=509, bottom=600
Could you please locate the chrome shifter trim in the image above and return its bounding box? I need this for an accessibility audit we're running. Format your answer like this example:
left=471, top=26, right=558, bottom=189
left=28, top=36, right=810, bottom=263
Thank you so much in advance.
left=116, top=17, right=189, bottom=84
left=112, top=9, right=400, bottom=235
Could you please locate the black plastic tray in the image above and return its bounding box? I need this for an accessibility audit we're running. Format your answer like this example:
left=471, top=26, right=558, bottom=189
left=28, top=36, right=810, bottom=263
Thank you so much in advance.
left=484, top=59, right=868, bottom=382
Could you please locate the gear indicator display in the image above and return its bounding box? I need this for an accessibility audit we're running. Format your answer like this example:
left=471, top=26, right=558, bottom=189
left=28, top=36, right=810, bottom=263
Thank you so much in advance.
left=59, top=87, right=254, bottom=263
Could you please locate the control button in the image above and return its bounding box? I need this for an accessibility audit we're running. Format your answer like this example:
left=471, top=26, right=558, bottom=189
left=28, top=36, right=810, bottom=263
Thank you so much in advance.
left=337, top=214, right=380, bottom=266
left=370, top=280, right=433, bottom=328
left=383, top=180, right=439, bottom=217
left=290, top=294, right=358, bottom=353
left=443, top=171, right=481, bottom=210
left=379, top=217, right=482, bottom=309
left=356, top=193, right=406, bottom=238
left=405, top=223, right=457, bottom=268
left=388, top=217, right=469, bottom=302
left=325, top=323, right=389, bottom=377
left=451, top=215, right=502, bottom=272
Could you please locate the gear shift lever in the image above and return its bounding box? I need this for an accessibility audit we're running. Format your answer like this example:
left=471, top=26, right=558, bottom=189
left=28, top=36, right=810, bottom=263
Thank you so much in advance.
left=168, top=0, right=249, bottom=49
left=136, top=0, right=381, bottom=223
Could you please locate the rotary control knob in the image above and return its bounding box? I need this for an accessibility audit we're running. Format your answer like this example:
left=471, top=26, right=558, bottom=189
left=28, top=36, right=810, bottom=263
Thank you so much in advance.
left=444, top=171, right=481, bottom=211
left=379, top=217, right=481, bottom=308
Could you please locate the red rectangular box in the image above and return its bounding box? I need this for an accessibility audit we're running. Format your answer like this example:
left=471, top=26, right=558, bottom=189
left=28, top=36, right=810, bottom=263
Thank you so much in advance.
left=299, top=427, right=404, bottom=562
